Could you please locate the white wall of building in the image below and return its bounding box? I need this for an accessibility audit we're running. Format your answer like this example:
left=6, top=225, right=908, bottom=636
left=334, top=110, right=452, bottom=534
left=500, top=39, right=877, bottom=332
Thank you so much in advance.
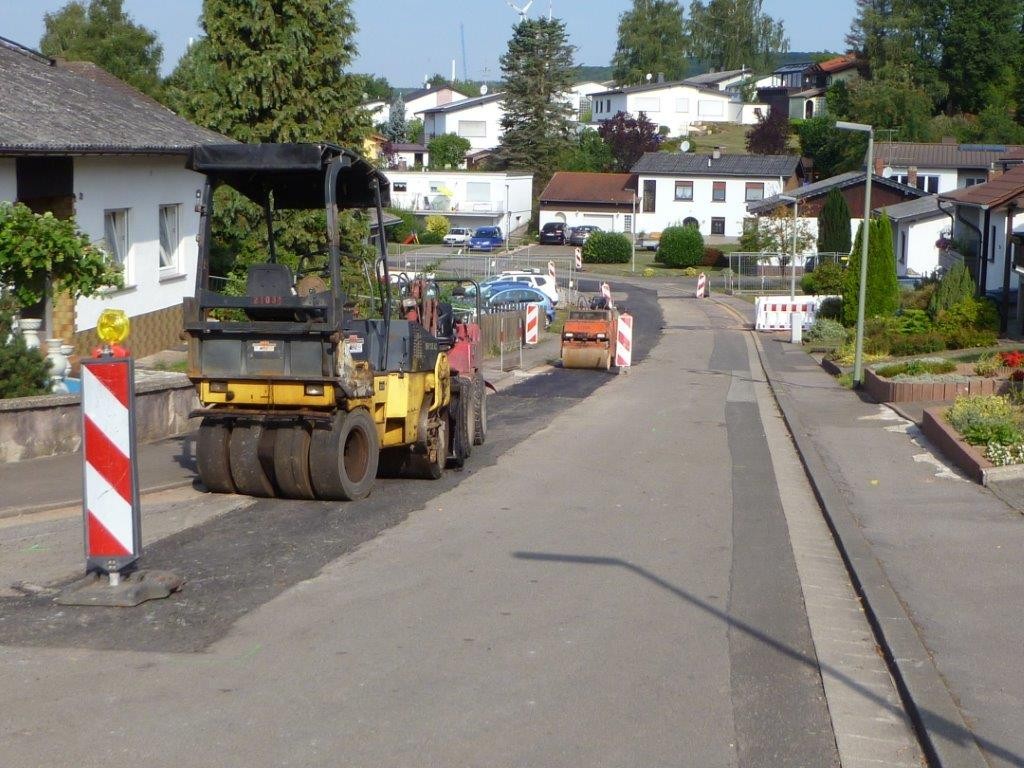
left=387, top=170, right=532, bottom=234
left=881, top=167, right=959, bottom=194
left=0, top=159, right=16, bottom=203
left=423, top=99, right=504, bottom=152
left=893, top=217, right=948, bottom=277
left=591, top=84, right=759, bottom=134
left=73, top=156, right=204, bottom=331
left=636, top=175, right=787, bottom=238
left=407, top=88, right=467, bottom=122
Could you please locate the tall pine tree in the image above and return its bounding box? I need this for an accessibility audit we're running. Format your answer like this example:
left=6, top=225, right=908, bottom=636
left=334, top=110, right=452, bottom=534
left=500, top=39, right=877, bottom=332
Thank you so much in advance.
left=843, top=214, right=899, bottom=325
left=611, top=0, right=689, bottom=85
left=495, top=17, right=576, bottom=195
left=817, top=188, right=852, bottom=254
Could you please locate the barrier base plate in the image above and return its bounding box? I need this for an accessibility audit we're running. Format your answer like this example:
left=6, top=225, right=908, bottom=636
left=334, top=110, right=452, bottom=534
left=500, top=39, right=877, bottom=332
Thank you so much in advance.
left=55, top=570, right=183, bottom=607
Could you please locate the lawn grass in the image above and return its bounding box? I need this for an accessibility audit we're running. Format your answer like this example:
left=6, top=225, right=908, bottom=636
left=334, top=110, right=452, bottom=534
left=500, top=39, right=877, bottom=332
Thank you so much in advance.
left=686, top=122, right=801, bottom=156
left=581, top=249, right=731, bottom=279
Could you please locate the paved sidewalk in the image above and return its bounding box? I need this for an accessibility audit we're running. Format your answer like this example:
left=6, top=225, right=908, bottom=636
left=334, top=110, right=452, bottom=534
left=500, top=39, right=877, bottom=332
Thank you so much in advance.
left=715, top=295, right=1024, bottom=768
left=0, top=334, right=561, bottom=520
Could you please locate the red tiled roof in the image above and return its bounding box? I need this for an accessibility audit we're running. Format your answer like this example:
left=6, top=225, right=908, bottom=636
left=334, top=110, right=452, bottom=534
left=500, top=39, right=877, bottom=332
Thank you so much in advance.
left=938, top=163, right=1024, bottom=209
left=540, top=172, right=638, bottom=204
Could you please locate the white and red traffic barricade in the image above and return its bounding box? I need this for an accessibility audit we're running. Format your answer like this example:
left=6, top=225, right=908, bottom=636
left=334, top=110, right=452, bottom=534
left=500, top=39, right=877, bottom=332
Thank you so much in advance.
left=574, top=248, right=582, bottom=270
left=524, top=303, right=540, bottom=346
left=548, top=260, right=557, bottom=282
left=695, top=272, right=708, bottom=298
left=80, top=356, right=141, bottom=573
left=754, top=295, right=837, bottom=331
left=616, top=313, right=633, bottom=368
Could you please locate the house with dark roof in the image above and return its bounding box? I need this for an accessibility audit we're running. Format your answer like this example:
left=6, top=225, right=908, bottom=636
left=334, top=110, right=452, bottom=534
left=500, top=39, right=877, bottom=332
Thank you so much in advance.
left=590, top=79, right=767, bottom=135
left=747, top=170, right=926, bottom=254
left=0, top=36, right=231, bottom=358
left=938, top=165, right=1024, bottom=324
left=632, top=150, right=801, bottom=240
left=538, top=172, right=639, bottom=235
left=419, top=92, right=506, bottom=153
left=876, top=140, right=1024, bottom=194
left=404, top=85, right=468, bottom=121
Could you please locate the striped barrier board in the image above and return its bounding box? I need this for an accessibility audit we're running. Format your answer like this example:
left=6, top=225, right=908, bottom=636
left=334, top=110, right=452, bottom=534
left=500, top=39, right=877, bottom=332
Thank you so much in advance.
left=524, top=303, right=540, bottom=346
left=616, top=313, right=633, bottom=368
left=754, top=295, right=838, bottom=331
left=574, top=248, right=582, bottom=270
left=696, top=272, right=707, bottom=298
left=548, top=260, right=556, bottom=282
left=81, top=357, right=141, bottom=573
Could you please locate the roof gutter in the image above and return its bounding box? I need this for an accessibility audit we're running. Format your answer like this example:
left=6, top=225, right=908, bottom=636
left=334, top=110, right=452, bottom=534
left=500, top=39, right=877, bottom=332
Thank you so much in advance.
left=938, top=197, right=984, bottom=287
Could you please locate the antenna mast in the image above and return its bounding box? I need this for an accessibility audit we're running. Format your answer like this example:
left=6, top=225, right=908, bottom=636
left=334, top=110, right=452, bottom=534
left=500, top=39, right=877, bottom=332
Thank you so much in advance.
left=460, top=22, right=469, bottom=81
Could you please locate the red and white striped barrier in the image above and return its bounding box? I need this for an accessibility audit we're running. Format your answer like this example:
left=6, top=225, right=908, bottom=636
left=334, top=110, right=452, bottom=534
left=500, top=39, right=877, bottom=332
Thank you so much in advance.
left=574, top=248, right=582, bottom=270
left=548, top=260, right=556, bottom=282
left=81, top=357, right=141, bottom=573
left=616, top=313, right=633, bottom=368
left=695, top=272, right=707, bottom=298
left=524, top=302, right=540, bottom=345
left=754, top=295, right=837, bottom=331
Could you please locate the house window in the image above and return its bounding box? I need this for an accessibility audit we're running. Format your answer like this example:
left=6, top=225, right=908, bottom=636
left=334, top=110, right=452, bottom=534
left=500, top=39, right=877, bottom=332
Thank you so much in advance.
left=675, top=98, right=690, bottom=113
left=897, top=174, right=940, bottom=193
left=457, top=120, right=486, bottom=138
left=103, top=208, right=130, bottom=283
left=642, top=179, right=656, bottom=213
left=624, top=214, right=633, bottom=233
left=466, top=181, right=490, bottom=202
left=964, top=177, right=985, bottom=187
left=674, top=181, right=693, bottom=201
left=712, top=181, right=726, bottom=202
left=711, top=217, right=726, bottom=235
left=393, top=182, right=408, bottom=192
left=158, top=204, right=180, bottom=273
left=745, top=182, right=764, bottom=201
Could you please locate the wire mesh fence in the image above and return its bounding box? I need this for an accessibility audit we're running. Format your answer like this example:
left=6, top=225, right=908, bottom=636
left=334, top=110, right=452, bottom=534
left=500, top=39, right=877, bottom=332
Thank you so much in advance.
left=386, top=245, right=578, bottom=286
left=723, top=252, right=845, bottom=295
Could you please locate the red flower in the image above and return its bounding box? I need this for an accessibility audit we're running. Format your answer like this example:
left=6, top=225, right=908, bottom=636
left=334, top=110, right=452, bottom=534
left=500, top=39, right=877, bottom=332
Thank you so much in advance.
left=1000, top=351, right=1024, bottom=368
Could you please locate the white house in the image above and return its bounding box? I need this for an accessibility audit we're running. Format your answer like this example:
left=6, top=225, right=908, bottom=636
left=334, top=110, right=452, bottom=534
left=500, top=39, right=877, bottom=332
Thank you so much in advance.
left=420, top=92, right=506, bottom=152
left=386, top=170, right=533, bottom=237
left=405, top=85, right=468, bottom=122
left=877, top=140, right=1024, bottom=194
left=363, top=99, right=390, bottom=125
left=788, top=55, right=860, bottom=120
left=683, top=68, right=752, bottom=93
left=564, top=81, right=610, bottom=122
left=876, top=196, right=952, bottom=278
left=0, top=38, right=231, bottom=358
left=538, top=172, right=639, bottom=235
left=386, top=142, right=429, bottom=170
left=590, top=79, right=766, bottom=135
left=632, top=151, right=801, bottom=239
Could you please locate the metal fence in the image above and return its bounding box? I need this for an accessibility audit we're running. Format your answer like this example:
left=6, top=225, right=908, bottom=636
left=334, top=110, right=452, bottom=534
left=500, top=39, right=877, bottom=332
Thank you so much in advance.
left=724, top=252, right=844, bottom=295
left=386, top=245, right=579, bottom=288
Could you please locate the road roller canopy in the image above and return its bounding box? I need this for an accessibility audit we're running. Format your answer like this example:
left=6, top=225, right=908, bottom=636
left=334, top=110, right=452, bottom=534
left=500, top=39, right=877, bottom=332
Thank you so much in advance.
left=187, top=143, right=391, bottom=210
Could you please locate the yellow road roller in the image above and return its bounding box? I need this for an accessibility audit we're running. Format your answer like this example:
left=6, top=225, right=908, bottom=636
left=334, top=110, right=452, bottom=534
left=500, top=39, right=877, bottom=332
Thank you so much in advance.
left=182, top=143, right=476, bottom=501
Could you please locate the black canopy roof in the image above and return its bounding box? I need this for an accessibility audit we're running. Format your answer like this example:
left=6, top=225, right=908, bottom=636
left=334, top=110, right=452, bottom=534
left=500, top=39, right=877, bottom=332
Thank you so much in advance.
left=187, top=143, right=391, bottom=209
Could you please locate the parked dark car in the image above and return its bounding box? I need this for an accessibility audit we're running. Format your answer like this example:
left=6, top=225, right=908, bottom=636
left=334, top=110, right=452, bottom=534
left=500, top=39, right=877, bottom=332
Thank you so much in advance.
left=568, top=224, right=601, bottom=246
left=539, top=222, right=566, bottom=245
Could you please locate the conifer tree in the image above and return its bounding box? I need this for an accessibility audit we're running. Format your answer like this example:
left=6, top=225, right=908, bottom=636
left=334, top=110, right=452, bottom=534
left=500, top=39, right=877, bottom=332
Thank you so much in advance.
left=843, top=214, right=899, bottom=324
left=817, top=188, right=852, bottom=255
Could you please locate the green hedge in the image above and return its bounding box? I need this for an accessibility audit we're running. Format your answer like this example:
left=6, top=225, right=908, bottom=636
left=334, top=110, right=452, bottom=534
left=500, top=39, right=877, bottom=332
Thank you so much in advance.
left=657, top=225, right=704, bottom=267
left=386, top=208, right=422, bottom=243
left=582, top=231, right=632, bottom=263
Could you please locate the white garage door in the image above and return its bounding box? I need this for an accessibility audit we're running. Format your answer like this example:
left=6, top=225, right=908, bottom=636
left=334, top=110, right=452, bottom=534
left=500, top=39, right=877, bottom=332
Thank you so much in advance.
left=581, top=214, right=615, bottom=230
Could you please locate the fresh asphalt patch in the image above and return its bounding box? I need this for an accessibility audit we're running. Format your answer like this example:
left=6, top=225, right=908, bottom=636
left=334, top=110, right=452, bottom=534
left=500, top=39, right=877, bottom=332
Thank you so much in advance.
left=0, top=284, right=663, bottom=654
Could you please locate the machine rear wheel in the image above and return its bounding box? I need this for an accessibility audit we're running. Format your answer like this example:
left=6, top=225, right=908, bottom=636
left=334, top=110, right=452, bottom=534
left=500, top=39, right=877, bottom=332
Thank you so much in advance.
left=472, top=374, right=487, bottom=446
left=273, top=425, right=315, bottom=500
left=450, top=379, right=472, bottom=469
left=228, top=423, right=276, bottom=497
left=309, top=409, right=380, bottom=501
left=196, top=418, right=235, bottom=494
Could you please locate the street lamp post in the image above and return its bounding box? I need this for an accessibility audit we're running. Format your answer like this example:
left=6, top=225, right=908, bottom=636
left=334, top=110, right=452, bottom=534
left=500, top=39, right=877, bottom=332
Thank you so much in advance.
left=835, top=120, right=874, bottom=387
left=778, top=194, right=800, bottom=342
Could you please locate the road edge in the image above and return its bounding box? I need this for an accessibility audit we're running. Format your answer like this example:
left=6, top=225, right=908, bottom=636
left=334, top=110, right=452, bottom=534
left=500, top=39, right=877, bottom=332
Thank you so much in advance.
left=713, top=297, right=989, bottom=768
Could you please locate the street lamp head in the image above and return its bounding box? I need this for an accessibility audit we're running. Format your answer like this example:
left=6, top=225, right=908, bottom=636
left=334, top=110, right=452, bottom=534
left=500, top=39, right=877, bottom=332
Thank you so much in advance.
left=835, top=120, right=873, bottom=134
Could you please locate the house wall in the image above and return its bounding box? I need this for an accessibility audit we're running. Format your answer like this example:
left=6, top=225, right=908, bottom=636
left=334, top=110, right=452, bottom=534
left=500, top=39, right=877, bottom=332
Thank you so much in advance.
left=387, top=170, right=533, bottom=234
left=538, top=204, right=637, bottom=235
left=0, top=159, right=16, bottom=202
left=944, top=206, right=1024, bottom=292
left=592, top=85, right=746, bottom=135
left=881, top=167, right=958, bottom=194
left=893, top=217, right=948, bottom=277
left=72, top=156, right=203, bottom=339
left=636, top=174, right=787, bottom=238
left=423, top=100, right=504, bottom=151
left=407, top=88, right=467, bottom=121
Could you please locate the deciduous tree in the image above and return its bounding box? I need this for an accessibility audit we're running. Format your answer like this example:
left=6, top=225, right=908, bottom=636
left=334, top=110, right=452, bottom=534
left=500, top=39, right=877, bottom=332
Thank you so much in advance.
left=428, top=134, right=471, bottom=169
left=611, top=0, right=689, bottom=86
left=598, top=111, right=662, bottom=172
left=40, top=0, right=163, bottom=98
left=687, top=0, right=787, bottom=73
left=558, top=128, right=615, bottom=172
left=745, top=109, right=790, bottom=154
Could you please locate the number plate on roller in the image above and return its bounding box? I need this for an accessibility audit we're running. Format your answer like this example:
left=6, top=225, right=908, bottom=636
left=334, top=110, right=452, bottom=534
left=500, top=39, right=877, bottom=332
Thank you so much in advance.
left=252, top=340, right=277, bottom=353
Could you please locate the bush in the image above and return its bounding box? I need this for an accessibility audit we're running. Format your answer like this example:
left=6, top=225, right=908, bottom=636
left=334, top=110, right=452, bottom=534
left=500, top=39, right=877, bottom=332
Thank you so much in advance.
left=804, top=318, right=847, bottom=347
left=934, top=296, right=1000, bottom=335
left=946, top=394, right=1022, bottom=445
left=0, top=302, right=51, bottom=399
left=944, top=327, right=998, bottom=350
left=801, top=260, right=845, bottom=295
left=900, top=283, right=937, bottom=311
left=701, top=247, right=727, bottom=267
left=894, top=308, right=933, bottom=334
left=817, top=296, right=843, bottom=320
left=928, top=262, right=974, bottom=317
left=874, top=358, right=957, bottom=378
left=657, top=225, right=704, bottom=267
left=680, top=266, right=700, bottom=277
left=582, top=231, right=632, bottom=264
left=973, top=353, right=1002, bottom=377
left=386, top=208, right=422, bottom=243
left=418, top=231, right=443, bottom=245
left=424, top=215, right=449, bottom=238
left=889, top=332, right=947, bottom=357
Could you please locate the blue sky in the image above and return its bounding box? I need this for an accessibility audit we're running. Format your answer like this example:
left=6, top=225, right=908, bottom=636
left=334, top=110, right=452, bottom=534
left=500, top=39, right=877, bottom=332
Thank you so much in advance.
left=0, top=0, right=856, bottom=86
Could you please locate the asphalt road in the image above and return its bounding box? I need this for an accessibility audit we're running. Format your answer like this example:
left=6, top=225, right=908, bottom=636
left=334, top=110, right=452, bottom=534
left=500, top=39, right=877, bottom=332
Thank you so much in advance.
left=0, top=281, right=853, bottom=767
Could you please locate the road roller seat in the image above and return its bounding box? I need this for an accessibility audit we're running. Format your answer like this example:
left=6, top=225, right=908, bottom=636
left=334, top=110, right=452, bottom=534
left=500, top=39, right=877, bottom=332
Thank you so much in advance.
left=436, top=301, right=455, bottom=341
left=245, top=263, right=297, bottom=320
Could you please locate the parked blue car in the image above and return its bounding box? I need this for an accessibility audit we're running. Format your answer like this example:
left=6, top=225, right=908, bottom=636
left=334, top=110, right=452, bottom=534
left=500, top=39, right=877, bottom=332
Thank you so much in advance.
left=468, top=226, right=505, bottom=251
left=484, top=284, right=555, bottom=324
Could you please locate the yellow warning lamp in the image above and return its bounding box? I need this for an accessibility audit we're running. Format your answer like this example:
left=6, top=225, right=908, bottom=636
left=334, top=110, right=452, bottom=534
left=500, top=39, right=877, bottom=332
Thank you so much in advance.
left=97, top=308, right=130, bottom=346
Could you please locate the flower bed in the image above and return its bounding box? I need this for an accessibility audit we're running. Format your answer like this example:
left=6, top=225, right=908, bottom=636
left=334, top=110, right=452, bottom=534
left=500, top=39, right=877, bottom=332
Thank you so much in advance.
left=921, top=395, right=1024, bottom=483
left=863, top=364, right=1004, bottom=403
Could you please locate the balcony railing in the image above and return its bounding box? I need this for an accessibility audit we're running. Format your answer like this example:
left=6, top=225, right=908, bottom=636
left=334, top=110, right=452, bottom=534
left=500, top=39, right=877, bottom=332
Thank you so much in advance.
left=391, top=196, right=507, bottom=215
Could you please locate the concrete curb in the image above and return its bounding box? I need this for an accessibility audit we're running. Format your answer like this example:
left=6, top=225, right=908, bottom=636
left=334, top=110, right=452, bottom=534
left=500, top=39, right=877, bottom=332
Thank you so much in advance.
left=0, top=479, right=196, bottom=523
left=712, top=298, right=989, bottom=768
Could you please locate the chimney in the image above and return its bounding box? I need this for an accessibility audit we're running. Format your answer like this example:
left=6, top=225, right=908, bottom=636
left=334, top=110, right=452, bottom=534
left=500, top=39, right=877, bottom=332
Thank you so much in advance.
left=990, top=162, right=1004, bottom=180
left=712, top=146, right=722, bottom=160
left=873, top=155, right=884, bottom=176
left=908, top=166, right=918, bottom=188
